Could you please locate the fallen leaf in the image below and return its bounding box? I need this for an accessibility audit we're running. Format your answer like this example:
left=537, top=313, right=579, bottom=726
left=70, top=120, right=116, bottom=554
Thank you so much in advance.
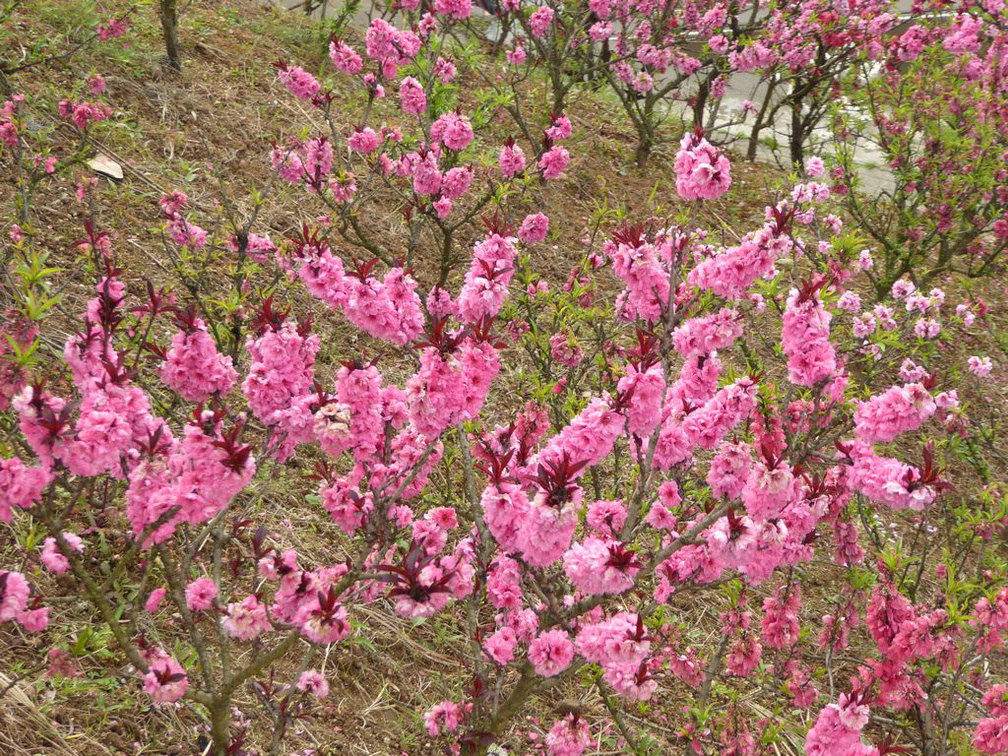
left=87, top=153, right=124, bottom=181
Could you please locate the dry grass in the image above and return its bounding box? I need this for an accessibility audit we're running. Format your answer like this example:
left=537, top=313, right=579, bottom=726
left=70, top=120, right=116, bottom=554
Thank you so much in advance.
left=0, top=671, right=119, bottom=756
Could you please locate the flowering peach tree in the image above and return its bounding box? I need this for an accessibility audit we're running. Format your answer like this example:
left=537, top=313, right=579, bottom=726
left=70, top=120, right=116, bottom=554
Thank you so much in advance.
left=2, top=3, right=1008, bottom=756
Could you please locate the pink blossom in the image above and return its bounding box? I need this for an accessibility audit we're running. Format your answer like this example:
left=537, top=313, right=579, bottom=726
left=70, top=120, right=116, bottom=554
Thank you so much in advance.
left=672, top=308, right=742, bottom=357
left=563, top=536, right=638, bottom=595
left=441, top=165, right=473, bottom=200
left=223, top=595, right=271, bottom=640
left=434, top=0, right=472, bottom=18
left=348, top=127, right=379, bottom=153
left=58, top=98, right=112, bottom=130
left=145, top=588, right=167, bottom=612
left=0, top=457, right=50, bottom=522
left=618, top=362, right=665, bottom=436
left=546, top=714, right=591, bottom=756
left=161, top=319, right=237, bottom=402
left=726, top=634, right=762, bottom=676
left=586, top=499, right=626, bottom=536
left=675, top=132, right=731, bottom=201
left=849, top=443, right=937, bottom=511
left=434, top=57, right=457, bottom=82
left=431, top=112, right=473, bottom=151
left=546, top=114, right=572, bottom=142
left=20, top=606, right=51, bottom=631
left=0, top=570, right=30, bottom=622
left=646, top=481, right=681, bottom=529
left=528, top=629, right=574, bottom=677
left=781, top=284, right=836, bottom=387
left=975, top=685, right=1008, bottom=753
left=296, top=669, right=330, bottom=699
left=741, top=462, right=796, bottom=521
left=17, top=609, right=48, bottom=640
left=46, top=648, right=80, bottom=679
left=484, top=626, right=519, bottom=665
left=688, top=224, right=790, bottom=300
left=399, top=76, right=427, bottom=115
left=762, top=585, right=801, bottom=648
left=329, top=39, right=363, bottom=74
left=185, top=578, right=218, bottom=612
left=786, top=661, right=819, bottom=707
left=143, top=654, right=188, bottom=704
left=424, top=700, right=464, bottom=736
left=40, top=533, right=82, bottom=574
left=482, top=483, right=532, bottom=553
left=805, top=699, right=876, bottom=756
left=707, top=442, right=751, bottom=500
left=538, top=145, right=570, bottom=180
left=243, top=321, right=319, bottom=425
left=277, top=64, right=320, bottom=101
left=499, top=140, right=526, bottom=177
left=969, top=355, right=994, bottom=377
left=854, top=383, right=935, bottom=444
left=96, top=17, right=129, bottom=41
left=529, top=6, right=555, bottom=36
left=412, top=151, right=442, bottom=195
left=518, top=212, right=549, bottom=244
left=167, top=217, right=207, bottom=249
left=457, top=231, right=518, bottom=324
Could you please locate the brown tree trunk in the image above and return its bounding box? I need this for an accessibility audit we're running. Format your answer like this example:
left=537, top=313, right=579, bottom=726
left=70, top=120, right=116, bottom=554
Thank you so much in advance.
left=635, top=97, right=655, bottom=168
left=635, top=136, right=652, bottom=169
left=747, top=81, right=777, bottom=161
left=693, top=76, right=710, bottom=128
left=160, top=0, right=181, bottom=72
left=789, top=100, right=805, bottom=168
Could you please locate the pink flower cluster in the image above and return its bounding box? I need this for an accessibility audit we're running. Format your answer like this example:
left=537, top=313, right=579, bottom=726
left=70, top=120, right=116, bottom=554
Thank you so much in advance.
left=406, top=339, right=500, bottom=439
left=40, top=532, right=83, bottom=574
left=606, top=230, right=680, bottom=322
left=499, top=139, right=526, bottom=177
left=58, top=98, right=112, bottom=130
left=563, top=535, right=638, bottom=595
left=576, top=612, right=654, bottom=698
left=285, top=237, right=425, bottom=346
left=538, top=145, right=570, bottom=180
left=689, top=224, right=791, bottom=300
left=276, top=63, right=320, bottom=101
left=363, top=18, right=421, bottom=78
left=0, top=570, right=47, bottom=632
left=431, top=112, right=474, bottom=151
left=125, top=414, right=256, bottom=543
left=243, top=320, right=320, bottom=424
left=674, top=132, right=731, bottom=201
left=0, top=456, right=50, bottom=522
left=1, top=95, right=21, bottom=148
left=805, top=695, right=876, bottom=756
left=528, top=629, right=574, bottom=676
left=159, top=192, right=209, bottom=250
left=782, top=283, right=837, bottom=387
left=853, top=382, right=936, bottom=444
left=847, top=442, right=938, bottom=511
left=975, top=685, right=1008, bottom=754
left=545, top=714, right=591, bottom=756
left=161, top=318, right=238, bottom=402
left=142, top=651, right=188, bottom=704
left=761, top=584, right=801, bottom=648
left=457, top=231, right=518, bottom=324
left=14, top=281, right=170, bottom=481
